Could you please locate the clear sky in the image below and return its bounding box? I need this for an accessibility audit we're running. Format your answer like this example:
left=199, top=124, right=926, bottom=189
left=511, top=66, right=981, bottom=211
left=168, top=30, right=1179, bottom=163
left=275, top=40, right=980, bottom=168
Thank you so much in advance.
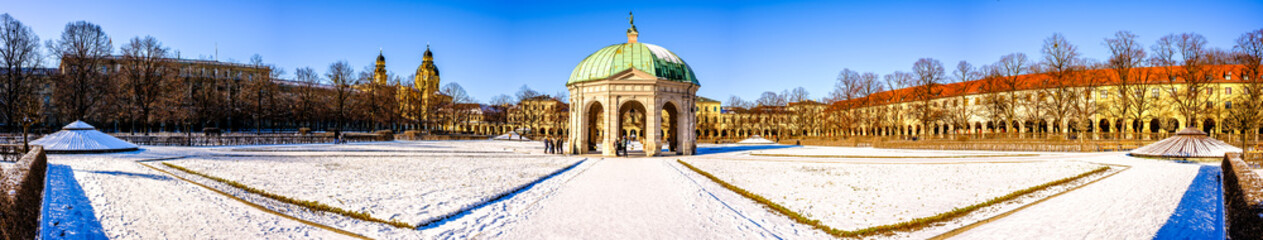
left=4, top=0, right=1262, bottom=103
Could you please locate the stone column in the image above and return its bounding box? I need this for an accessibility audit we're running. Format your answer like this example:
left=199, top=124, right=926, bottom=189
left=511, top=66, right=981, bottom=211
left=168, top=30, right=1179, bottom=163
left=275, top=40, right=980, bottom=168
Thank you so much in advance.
left=644, top=97, right=661, bottom=157
left=603, top=96, right=619, bottom=156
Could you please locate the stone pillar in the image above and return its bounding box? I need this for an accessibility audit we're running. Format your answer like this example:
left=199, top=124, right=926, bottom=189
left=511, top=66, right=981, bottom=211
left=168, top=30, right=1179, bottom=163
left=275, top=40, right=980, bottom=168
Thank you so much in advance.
left=644, top=97, right=661, bottom=157
left=603, top=97, right=619, bottom=156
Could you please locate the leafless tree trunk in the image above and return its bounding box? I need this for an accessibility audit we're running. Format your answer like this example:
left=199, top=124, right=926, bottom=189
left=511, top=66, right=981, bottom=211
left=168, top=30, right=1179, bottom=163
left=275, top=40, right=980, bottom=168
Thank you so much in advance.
left=327, top=61, right=355, bottom=132
left=119, top=36, right=171, bottom=136
left=47, top=21, right=112, bottom=123
left=0, top=14, right=44, bottom=139
left=1229, top=29, right=1263, bottom=147
left=1104, top=31, right=1147, bottom=138
left=1041, top=33, right=1081, bottom=137
left=1154, top=33, right=1213, bottom=128
left=911, top=58, right=945, bottom=138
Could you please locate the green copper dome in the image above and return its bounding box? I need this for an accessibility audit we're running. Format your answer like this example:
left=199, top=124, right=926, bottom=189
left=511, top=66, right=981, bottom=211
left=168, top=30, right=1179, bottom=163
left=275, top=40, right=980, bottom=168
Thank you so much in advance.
left=567, top=42, right=699, bottom=86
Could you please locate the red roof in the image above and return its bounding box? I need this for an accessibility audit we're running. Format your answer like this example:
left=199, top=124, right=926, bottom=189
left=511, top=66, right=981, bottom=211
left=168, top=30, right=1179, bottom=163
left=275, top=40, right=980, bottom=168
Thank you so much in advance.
left=830, top=64, right=1250, bottom=110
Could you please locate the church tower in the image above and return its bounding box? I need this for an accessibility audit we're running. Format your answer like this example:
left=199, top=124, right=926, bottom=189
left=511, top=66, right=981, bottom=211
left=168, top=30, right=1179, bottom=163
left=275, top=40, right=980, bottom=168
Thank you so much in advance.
left=415, top=45, right=441, bottom=109
left=373, top=49, right=388, bottom=84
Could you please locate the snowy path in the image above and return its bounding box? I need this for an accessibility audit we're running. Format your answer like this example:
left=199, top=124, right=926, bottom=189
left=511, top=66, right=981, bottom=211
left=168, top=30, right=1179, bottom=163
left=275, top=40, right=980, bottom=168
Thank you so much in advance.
left=948, top=153, right=1205, bottom=239
left=44, top=153, right=351, bottom=239
left=498, top=157, right=827, bottom=239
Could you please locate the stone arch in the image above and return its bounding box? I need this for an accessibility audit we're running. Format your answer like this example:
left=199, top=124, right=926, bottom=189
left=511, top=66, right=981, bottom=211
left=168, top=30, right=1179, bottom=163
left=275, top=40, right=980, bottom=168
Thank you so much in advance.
left=661, top=101, right=682, bottom=154
left=1099, top=119, right=1111, bottom=133
left=618, top=100, right=648, bottom=140
left=1148, top=119, right=1160, bottom=133
left=581, top=100, right=605, bottom=153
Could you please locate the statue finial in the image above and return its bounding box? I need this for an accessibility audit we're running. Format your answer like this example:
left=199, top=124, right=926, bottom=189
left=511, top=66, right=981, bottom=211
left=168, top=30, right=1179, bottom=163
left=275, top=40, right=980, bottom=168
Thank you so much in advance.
left=629, top=11, right=634, bottom=26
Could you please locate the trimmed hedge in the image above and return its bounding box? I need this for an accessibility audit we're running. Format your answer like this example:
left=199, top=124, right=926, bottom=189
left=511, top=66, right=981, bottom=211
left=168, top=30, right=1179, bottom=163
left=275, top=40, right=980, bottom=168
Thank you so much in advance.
left=0, top=146, right=47, bottom=240
left=678, top=159, right=1108, bottom=238
left=1222, top=153, right=1263, bottom=239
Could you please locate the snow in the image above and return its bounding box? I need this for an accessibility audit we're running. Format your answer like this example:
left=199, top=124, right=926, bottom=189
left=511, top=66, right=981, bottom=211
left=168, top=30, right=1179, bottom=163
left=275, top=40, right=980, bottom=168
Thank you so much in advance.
left=949, top=153, right=1207, bottom=239
left=737, top=135, right=775, bottom=144
left=751, top=145, right=1040, bottom=158
left=682, top=157, right=1102, bottom=232
left=35, top=141, right=1216, bottom=239
left=43, top=151, right=347, bottom=239
left=164, top=152, right=580, bottom=228
left=30, top=121, right=138, bottom=152
left=496, top=158, right=828, bottom=239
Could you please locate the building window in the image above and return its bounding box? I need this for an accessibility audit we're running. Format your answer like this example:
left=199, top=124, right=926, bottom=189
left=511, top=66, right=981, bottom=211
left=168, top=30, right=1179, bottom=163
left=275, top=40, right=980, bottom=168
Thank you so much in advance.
left=1101, top=90, right=1108, bottom=98
left=1151, top=88, right=1159, bottom=97
left=1226, top=87, right=1232, bottom=95
left=1226, top=101, right=1233, bottom=109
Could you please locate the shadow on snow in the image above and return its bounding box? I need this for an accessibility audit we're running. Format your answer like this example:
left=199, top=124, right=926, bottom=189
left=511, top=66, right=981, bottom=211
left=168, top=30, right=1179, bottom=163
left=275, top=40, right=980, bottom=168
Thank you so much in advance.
left=694, top=144, right=800, bottom=155
left=41, top=164, right=109, bottom=239
left=1153, top=165, right=1224, bottom=239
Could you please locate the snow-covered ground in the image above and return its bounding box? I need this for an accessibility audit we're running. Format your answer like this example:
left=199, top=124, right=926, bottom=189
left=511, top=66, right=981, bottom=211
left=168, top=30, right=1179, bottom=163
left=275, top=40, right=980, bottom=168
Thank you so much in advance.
left=35, top=141, right=1216, bottom=239
left=949, top=153, right=1210, bottom=239
left=682, top=158, right=1102, bottom=232
left=750, top=145, right=1040, bottom=158
left=43, top=151, right=348, bottom=239
left=165, top=153, right=580, bottom=227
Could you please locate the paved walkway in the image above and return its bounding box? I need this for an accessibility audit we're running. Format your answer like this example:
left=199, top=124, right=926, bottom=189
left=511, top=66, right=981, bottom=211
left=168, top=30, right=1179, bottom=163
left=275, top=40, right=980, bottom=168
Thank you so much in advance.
left=500, top=157, right=824, bottom=239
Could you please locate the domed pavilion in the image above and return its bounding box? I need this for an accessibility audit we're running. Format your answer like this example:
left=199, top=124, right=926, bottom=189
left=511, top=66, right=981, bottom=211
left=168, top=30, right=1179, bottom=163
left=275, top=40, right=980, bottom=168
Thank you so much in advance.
left=566, top=13, right=699, bottom=156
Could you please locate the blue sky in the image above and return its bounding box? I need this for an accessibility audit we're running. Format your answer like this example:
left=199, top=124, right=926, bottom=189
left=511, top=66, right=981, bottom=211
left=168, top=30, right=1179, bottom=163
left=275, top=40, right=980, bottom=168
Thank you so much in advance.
left=4, top=0, right=1261, bottom=103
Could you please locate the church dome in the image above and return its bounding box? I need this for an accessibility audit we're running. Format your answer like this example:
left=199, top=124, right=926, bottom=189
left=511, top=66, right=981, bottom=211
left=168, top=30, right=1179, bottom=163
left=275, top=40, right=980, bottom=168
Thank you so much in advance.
left=567, top=42, right=699, bottom=86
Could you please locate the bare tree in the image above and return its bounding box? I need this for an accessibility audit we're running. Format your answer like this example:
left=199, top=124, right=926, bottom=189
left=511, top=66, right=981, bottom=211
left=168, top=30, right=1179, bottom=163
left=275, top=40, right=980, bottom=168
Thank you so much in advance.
left=997, top=53, right=1030, bottom=134
left=828, top=69, right=862, bottom=135
left=1103, top=31, right=1148, bottom=137
left=46, top=20, right=112, bottom=123
left=441, top=82, right=473, bottom=103
left=327, top=61, right=356, bottom=131
left=118, top=36, right=171, bottom=135
left=1153, top=33, right=1213, bottom=127
left=293, top=67, right=320, bottom=129
left=884, top=71, right=913, bottom=135
left=944, top=61, right=980, bottom=134
left=727, top=95, right=753, bottom=109
left=0, top=14, right=45, bottom=143
left=515, top=85, right=541, bottom=102
left=910, top=58, right=945, bottom=137
left=1041, top=33, right=1081, bottom=136
left=1228, top=29, right=1263, bottom=146
left=756, top=91, right=786, bottom=106
left=788, top=87, right=810, bottom=103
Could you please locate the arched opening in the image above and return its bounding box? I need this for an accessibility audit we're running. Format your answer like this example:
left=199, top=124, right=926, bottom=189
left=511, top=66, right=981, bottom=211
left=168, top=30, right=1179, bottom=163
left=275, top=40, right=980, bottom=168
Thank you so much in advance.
left=1164, top=118, right=1180, bottom=132
left=1148, top=119, right=1160, bottom=133
left=661, top=102, right=681, bottom=154
left=1099, top=119, right=1111, bottom=133
left=583, top=101, right=604, bottom=153
left=618, top=100, right=648, bottom=154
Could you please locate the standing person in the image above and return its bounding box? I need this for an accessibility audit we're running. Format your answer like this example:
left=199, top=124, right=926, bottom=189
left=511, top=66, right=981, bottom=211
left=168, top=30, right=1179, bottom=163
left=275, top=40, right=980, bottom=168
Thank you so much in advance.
left=554, top=138, right=563, bottom=154
left=545, top=137, right=553, bottom=154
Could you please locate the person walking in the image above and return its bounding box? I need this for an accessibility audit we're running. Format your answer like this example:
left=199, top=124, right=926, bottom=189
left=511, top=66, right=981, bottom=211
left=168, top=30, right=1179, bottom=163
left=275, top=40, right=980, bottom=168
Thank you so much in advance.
left=544, top=137, right=552, bottom=154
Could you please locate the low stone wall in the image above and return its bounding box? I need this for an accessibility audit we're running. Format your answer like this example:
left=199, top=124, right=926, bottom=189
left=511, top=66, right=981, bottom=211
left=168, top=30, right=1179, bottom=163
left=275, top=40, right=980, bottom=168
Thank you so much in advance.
left=0, top=145, right=47, bottom=240
left=1223, top=152, right=1263, bottom=239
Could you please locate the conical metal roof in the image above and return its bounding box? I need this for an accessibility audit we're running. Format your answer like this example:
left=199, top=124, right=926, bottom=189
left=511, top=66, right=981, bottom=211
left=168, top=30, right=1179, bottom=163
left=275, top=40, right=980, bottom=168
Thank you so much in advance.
left=30, top=120, right=139, bottom=153
left=1130, top=128, right=1242, bottom=159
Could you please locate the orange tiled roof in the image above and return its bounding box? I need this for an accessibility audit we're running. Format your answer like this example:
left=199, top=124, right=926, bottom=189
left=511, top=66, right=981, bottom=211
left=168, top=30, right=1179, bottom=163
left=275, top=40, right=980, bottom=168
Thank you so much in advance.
left=830, top=64, right=1250, bottom=110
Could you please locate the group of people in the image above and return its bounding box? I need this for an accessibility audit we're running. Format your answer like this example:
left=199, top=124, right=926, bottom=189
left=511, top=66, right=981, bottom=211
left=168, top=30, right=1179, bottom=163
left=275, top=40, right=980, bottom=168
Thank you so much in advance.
left=543, top=137, right=564, bottom=154
left=615, top=135, right=635, bottom=156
